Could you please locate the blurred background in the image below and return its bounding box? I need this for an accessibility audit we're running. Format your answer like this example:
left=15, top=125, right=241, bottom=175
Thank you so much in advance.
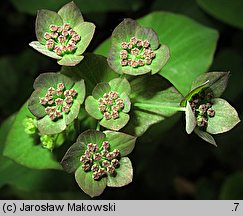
left=0, top=0, right=243, bottom=199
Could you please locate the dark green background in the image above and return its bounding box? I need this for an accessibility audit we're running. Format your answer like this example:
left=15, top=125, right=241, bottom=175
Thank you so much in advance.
left=0, top=0, right=243, bottom=199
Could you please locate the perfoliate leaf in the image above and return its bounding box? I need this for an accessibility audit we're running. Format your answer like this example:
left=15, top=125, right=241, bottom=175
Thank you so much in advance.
left=104, top=131, right=136, bottom=156
left=185, top=101, right=196, bottom=134
left=109, top=78, right=131, bottom=95
left=107, top=157, right=133, bottom=187
left=194, top=127, right=217, bottom=146
left=92, top=82, right=111, bottom=99
left=207, top=98, right=240, bottom=134
left=76, top=129, right=105, bottom=146
left=85, top=96, right=103, bottom=120
left=57, top=1, right=84, bottom=28
left=75, top=166, right=107, bottom=198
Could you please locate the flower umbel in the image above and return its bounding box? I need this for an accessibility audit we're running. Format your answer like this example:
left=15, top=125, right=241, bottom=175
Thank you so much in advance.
left=44, top=23, right=80, bottom=56
left=80, top=141, right=120, bottom=180
left=39, top=82, right=77, bottom=121
left=61, top=130, right=136, bottom=197
left=85, top=78, right=131, bottom=131
left=119, top=36, right=156, bottom=67
left=107, top=18, right=170, bottom=75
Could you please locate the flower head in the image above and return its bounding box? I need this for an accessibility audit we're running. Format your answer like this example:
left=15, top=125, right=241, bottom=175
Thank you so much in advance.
left=107, top=18, right=170, bottom=75
left=182, top=72, right=240, bottom=146
left=61, top=129, right=136, bottom=197
left=28, top=72, right=85, bottom=135
left=85, top=78, right=131, bottom=131
left=29, top=2, right=95, bottom=66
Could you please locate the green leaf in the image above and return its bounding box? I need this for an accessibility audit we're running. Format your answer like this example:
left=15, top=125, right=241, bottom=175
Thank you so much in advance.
left=107, top=157, right=133, bottom=187
left=120, top=92, right=131, bottom=113
left=100, top=112, right=130, bottom=131
left=207, top=98, right=240, bottom=134
left=197, top=0, right=243, bottom=30
left=3, top=103, right=62, bottom=170
left=29, top=41, right=62, bottom=60
left=57, top=55, right=84, bottom=66
left=60, top=53, right=118, bottom=96
left=35, top=10, right=63, bottom=44
left=194, top=127, right=217, bottom=146
left=85, top=96, right=103, bottom=120
left=96, top=12, right=218, bottom=95
left=109, top=78, right=131, bottom=95
left=75, top=166, right=107, bottom=198
left=220, top=172, right=243, bottom=199
left=57, top=1, right=84, bottom=28
left=104, top=131, right=136, bottom=156
left=74, top=22, right=96, bottom=55
left=191, top=72, right=230, bottom=97
left=185, top=101, right=196, bottom=134
left=123, top=75, right=183, bottom=136
left=92, top=82, right=111, bottom=99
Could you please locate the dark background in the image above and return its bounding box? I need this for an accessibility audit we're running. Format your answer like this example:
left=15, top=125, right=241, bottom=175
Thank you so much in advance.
left=0, top=0, right=243, bottom=199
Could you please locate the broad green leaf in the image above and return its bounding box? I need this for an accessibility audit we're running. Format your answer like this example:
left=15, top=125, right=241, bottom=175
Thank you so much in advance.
left=74, top=22, right=96, bottom=55
left=185, top=101, right=196, bottom=134
left=92, top=82, right=111, bottom=99
left=220, top=172, right=243, bottom=199
left=60, top=53, right=118, bottom=95
left=123, top=75, right=183, bottom=136
left=120, top=93, right=131, bottom=113
left=35, top=10, right=63, bottom=44
left=104, top=131, right=136, bottom=156
left=29, top=41, right=62, bottom=60
left=109, top=78, right=131, bottom=95
left=191, top=72, right=230, bottom=98
left=57, top=55, right=84, bottom=66
left=100, top=112, right=130, bottom=131
left=3, top=103, right=62, bottom=170
left=95, top=12, right=218, bottom=95
left=57, top=1, right=84, bottom=27
left=85, top=96, right=103, bottom=120
left=75, top=166, right=107, bottom=198
left=194, top=127, right=217, bottom=146
left=197, top=0, right=243, bottom=30
left=207, top=98, right=240, bottom=134
left=107, top=157, right=133, bottom=187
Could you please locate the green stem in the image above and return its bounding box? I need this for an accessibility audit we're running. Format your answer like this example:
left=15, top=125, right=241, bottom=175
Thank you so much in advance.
left=134, top=102, right=186, bottom=112
left=96, top=122, right=100, bottom=131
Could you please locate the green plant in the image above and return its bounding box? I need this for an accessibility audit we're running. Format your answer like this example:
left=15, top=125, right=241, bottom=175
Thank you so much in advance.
left=1, top=1, right=241, bottom=198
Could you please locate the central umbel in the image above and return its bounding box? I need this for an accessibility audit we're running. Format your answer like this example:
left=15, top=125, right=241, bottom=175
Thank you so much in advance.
left=120, top=36, right=156, bottom=68
left=44, top=23, right=81, bottom=56
left=98, top=91, right=124, bottom=120
left=39, top=83, right=77, bottom=120
left=80, top=141, right=120, bottom=180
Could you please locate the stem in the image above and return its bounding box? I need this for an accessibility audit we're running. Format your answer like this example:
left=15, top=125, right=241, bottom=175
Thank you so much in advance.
left=96, top=122, right=100, bottom=131
left=134, top=102, right=186, bottom=112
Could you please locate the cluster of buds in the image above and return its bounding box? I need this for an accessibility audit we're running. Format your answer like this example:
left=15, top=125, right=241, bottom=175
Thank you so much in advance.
left=80, top=141, right=120, bottom=180
left=120, top=36, right=156, bottom=68
left=39, top=83, right=77, bottom=120
left=44, top=23, right=81, bottom=56
left=97, top=91, right=124, bottom=120
left=190, top=91, right=216, bottom=128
